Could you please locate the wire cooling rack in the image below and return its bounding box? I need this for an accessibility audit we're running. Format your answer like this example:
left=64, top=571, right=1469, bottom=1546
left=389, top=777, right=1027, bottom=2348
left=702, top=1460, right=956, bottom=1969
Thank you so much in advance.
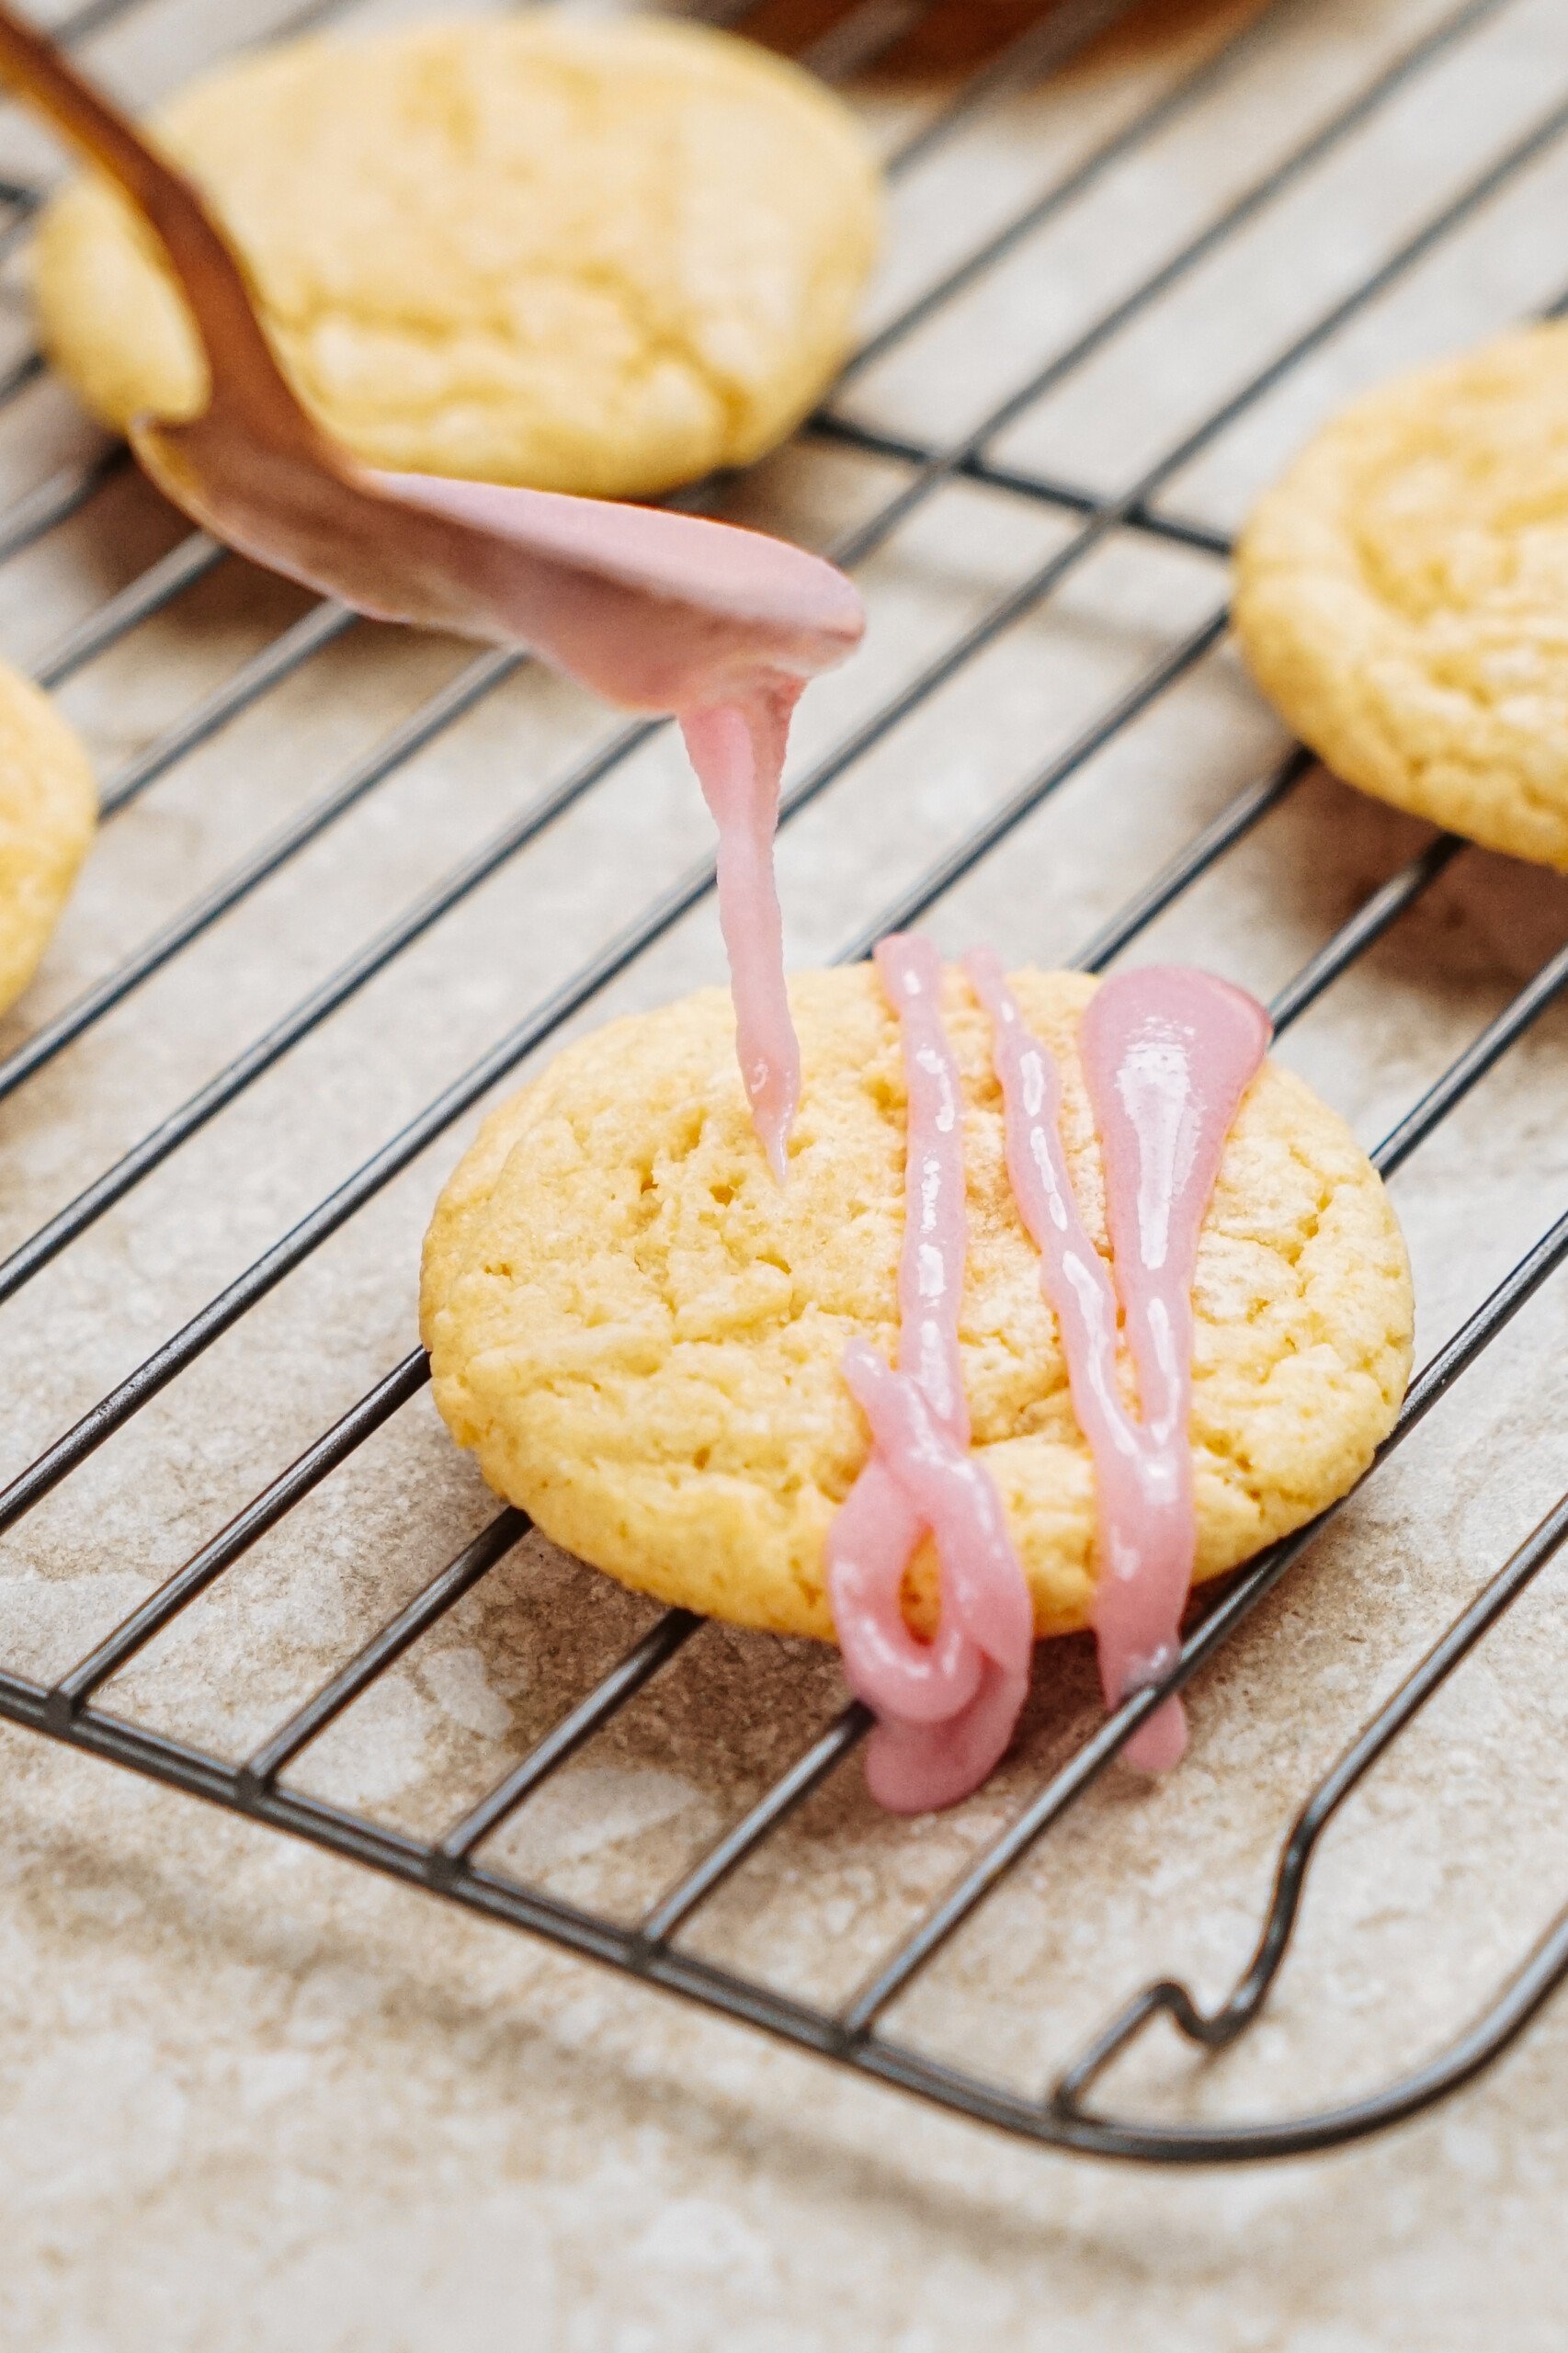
left=3, top=0, right=1568, bottom=2168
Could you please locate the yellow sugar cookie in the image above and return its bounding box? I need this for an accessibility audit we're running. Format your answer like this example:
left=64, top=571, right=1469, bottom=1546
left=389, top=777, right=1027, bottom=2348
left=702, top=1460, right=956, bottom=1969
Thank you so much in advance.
left=33, top=15, right=882, bottom=500
left=421, top=967, right=1413, bottom=1643
left=0, top=664, right=95, bottom=1018
left=1234, top=323, right=1568, bottom=868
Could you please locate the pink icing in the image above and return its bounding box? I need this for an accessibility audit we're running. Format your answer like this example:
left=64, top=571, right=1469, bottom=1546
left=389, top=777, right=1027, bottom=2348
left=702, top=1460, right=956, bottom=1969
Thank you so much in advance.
left=967, top=953, right=1269, bottom=1773
left=680, top=690, right=803, bottom=1183
left=825, top=936, right=1035, bottom=1814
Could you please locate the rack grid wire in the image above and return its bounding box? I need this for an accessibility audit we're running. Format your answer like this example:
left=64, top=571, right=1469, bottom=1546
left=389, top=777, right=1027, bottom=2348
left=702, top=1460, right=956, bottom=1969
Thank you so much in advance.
left=2, top=0, right=1568, bottom=2168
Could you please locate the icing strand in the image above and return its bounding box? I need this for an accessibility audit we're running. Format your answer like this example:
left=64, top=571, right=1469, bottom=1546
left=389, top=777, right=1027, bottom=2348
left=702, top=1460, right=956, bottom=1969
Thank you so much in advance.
left=682, top=686, right=804, bottom=1182
left=1079, top=966, right=1271, bottom=1760
left=826, top=936, right=1034, bottom=1814
left=878, top=933, right=970, bottom=1435
left=967, top=952, right=1269, bottom=1772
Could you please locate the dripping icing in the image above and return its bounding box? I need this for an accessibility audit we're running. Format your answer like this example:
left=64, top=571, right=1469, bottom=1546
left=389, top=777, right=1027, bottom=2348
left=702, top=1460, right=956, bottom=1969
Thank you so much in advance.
left=824, top=937, right=1034, bottom=1814
left=967, top=953, right=1269, bottom=1778
left=681, top=685, right=804, bottom=1183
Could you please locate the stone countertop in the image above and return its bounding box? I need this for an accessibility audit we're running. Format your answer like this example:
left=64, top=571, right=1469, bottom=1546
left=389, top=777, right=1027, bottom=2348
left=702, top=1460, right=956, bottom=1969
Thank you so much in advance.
left=4, top=0, right=1568, bottom=2345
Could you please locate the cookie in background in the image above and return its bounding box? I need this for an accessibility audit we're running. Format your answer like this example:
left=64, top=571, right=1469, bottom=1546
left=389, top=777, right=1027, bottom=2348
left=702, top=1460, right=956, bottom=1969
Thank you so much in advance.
left=32, top=13, right=883, bottom=500
left=1234, top=323, right=1568, bottom=870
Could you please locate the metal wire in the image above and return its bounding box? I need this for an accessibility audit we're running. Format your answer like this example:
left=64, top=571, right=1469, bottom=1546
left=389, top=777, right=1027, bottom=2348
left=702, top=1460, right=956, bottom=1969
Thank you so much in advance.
left=1, top=0, right=1567, bottom=2168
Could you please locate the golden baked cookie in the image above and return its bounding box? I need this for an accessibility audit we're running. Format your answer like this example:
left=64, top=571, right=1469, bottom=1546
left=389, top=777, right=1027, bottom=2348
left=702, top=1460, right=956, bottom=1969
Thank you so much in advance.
left=1234, top=323, right=1568, bottom=868
left=421, top=966, right=1413, bottom=1643
left=33, top=15, right=882, bottom=500
left=0, top=663, right=95, bottom=1018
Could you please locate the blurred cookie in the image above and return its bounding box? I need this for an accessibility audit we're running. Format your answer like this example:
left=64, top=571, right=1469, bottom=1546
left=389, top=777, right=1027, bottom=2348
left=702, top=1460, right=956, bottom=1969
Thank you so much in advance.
left=421, top=965, right=1412, bottom=1643
left=1235, top=323, right=1568, bottom=867
left=33, top=14, right=882, bottom=500
left=0, top=663, right=95, bottom=1018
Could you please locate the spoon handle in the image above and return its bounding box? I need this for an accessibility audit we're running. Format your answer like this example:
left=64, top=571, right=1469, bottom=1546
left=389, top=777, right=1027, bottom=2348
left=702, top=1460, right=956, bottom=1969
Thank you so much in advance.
left=0, top=4, right=321, bottom=453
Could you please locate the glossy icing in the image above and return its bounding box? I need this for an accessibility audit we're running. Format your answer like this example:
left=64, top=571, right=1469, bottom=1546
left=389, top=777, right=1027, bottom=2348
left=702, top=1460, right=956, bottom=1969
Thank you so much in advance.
left=681, top=689, right=803, bottom=1184
left=826, top=937, right=1034, bottom=1814
left=968, top=954, right=1270, bottom=1773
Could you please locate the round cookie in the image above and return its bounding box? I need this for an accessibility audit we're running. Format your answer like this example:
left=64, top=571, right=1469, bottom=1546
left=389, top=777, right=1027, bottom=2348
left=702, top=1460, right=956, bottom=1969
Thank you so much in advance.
left=0, top=663, right=95, bottom=1018
left=1234, top=323, right=1568, bottom=869
left=33, top=15, right=882, bottom=500
left=421, top=966, right=1413, bottom=1643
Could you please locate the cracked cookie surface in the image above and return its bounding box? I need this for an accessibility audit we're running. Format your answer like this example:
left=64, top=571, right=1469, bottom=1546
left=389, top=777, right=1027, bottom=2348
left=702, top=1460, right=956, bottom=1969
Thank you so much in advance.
left=33, top=14, right=881, bottom=498
left=1234, top=323, right=1568, bottom=867
left=0, top=663, right=95, bottom=1020
left=421, top=966, right=1413, bottom=1643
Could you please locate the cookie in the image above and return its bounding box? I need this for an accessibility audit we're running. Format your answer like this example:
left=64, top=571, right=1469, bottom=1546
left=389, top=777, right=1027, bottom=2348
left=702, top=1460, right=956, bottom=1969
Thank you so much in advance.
left=1234, top=323, right=1568, bottom=868
left=421, top=966, right=1413, bottom=1643
left=33, top=15, right=882, bottom=500
left=0, top=663, right=95, bottom=1018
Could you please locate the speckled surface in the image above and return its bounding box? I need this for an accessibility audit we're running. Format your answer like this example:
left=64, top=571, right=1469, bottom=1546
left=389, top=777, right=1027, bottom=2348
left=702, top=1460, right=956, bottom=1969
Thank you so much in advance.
left=5, top=0, right=1568, bottom=2345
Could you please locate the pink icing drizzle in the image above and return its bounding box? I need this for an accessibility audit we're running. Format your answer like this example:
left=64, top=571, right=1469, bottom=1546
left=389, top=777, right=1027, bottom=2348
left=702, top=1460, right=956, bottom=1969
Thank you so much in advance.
left=967, top=953, right=1270, bottom=1773
left=825, top=936, right=1035, bottom=1814
left=681, top=688, right=803, bottom=1183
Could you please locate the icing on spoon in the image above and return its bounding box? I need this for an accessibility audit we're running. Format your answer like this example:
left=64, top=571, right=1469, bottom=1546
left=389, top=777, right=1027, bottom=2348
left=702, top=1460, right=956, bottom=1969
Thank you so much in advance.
left=967, top=954, right=1269, bottom=1772
left=825, top=937, right=1034, bottom=1813
left=0, top=8, right=863, bottom=1168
